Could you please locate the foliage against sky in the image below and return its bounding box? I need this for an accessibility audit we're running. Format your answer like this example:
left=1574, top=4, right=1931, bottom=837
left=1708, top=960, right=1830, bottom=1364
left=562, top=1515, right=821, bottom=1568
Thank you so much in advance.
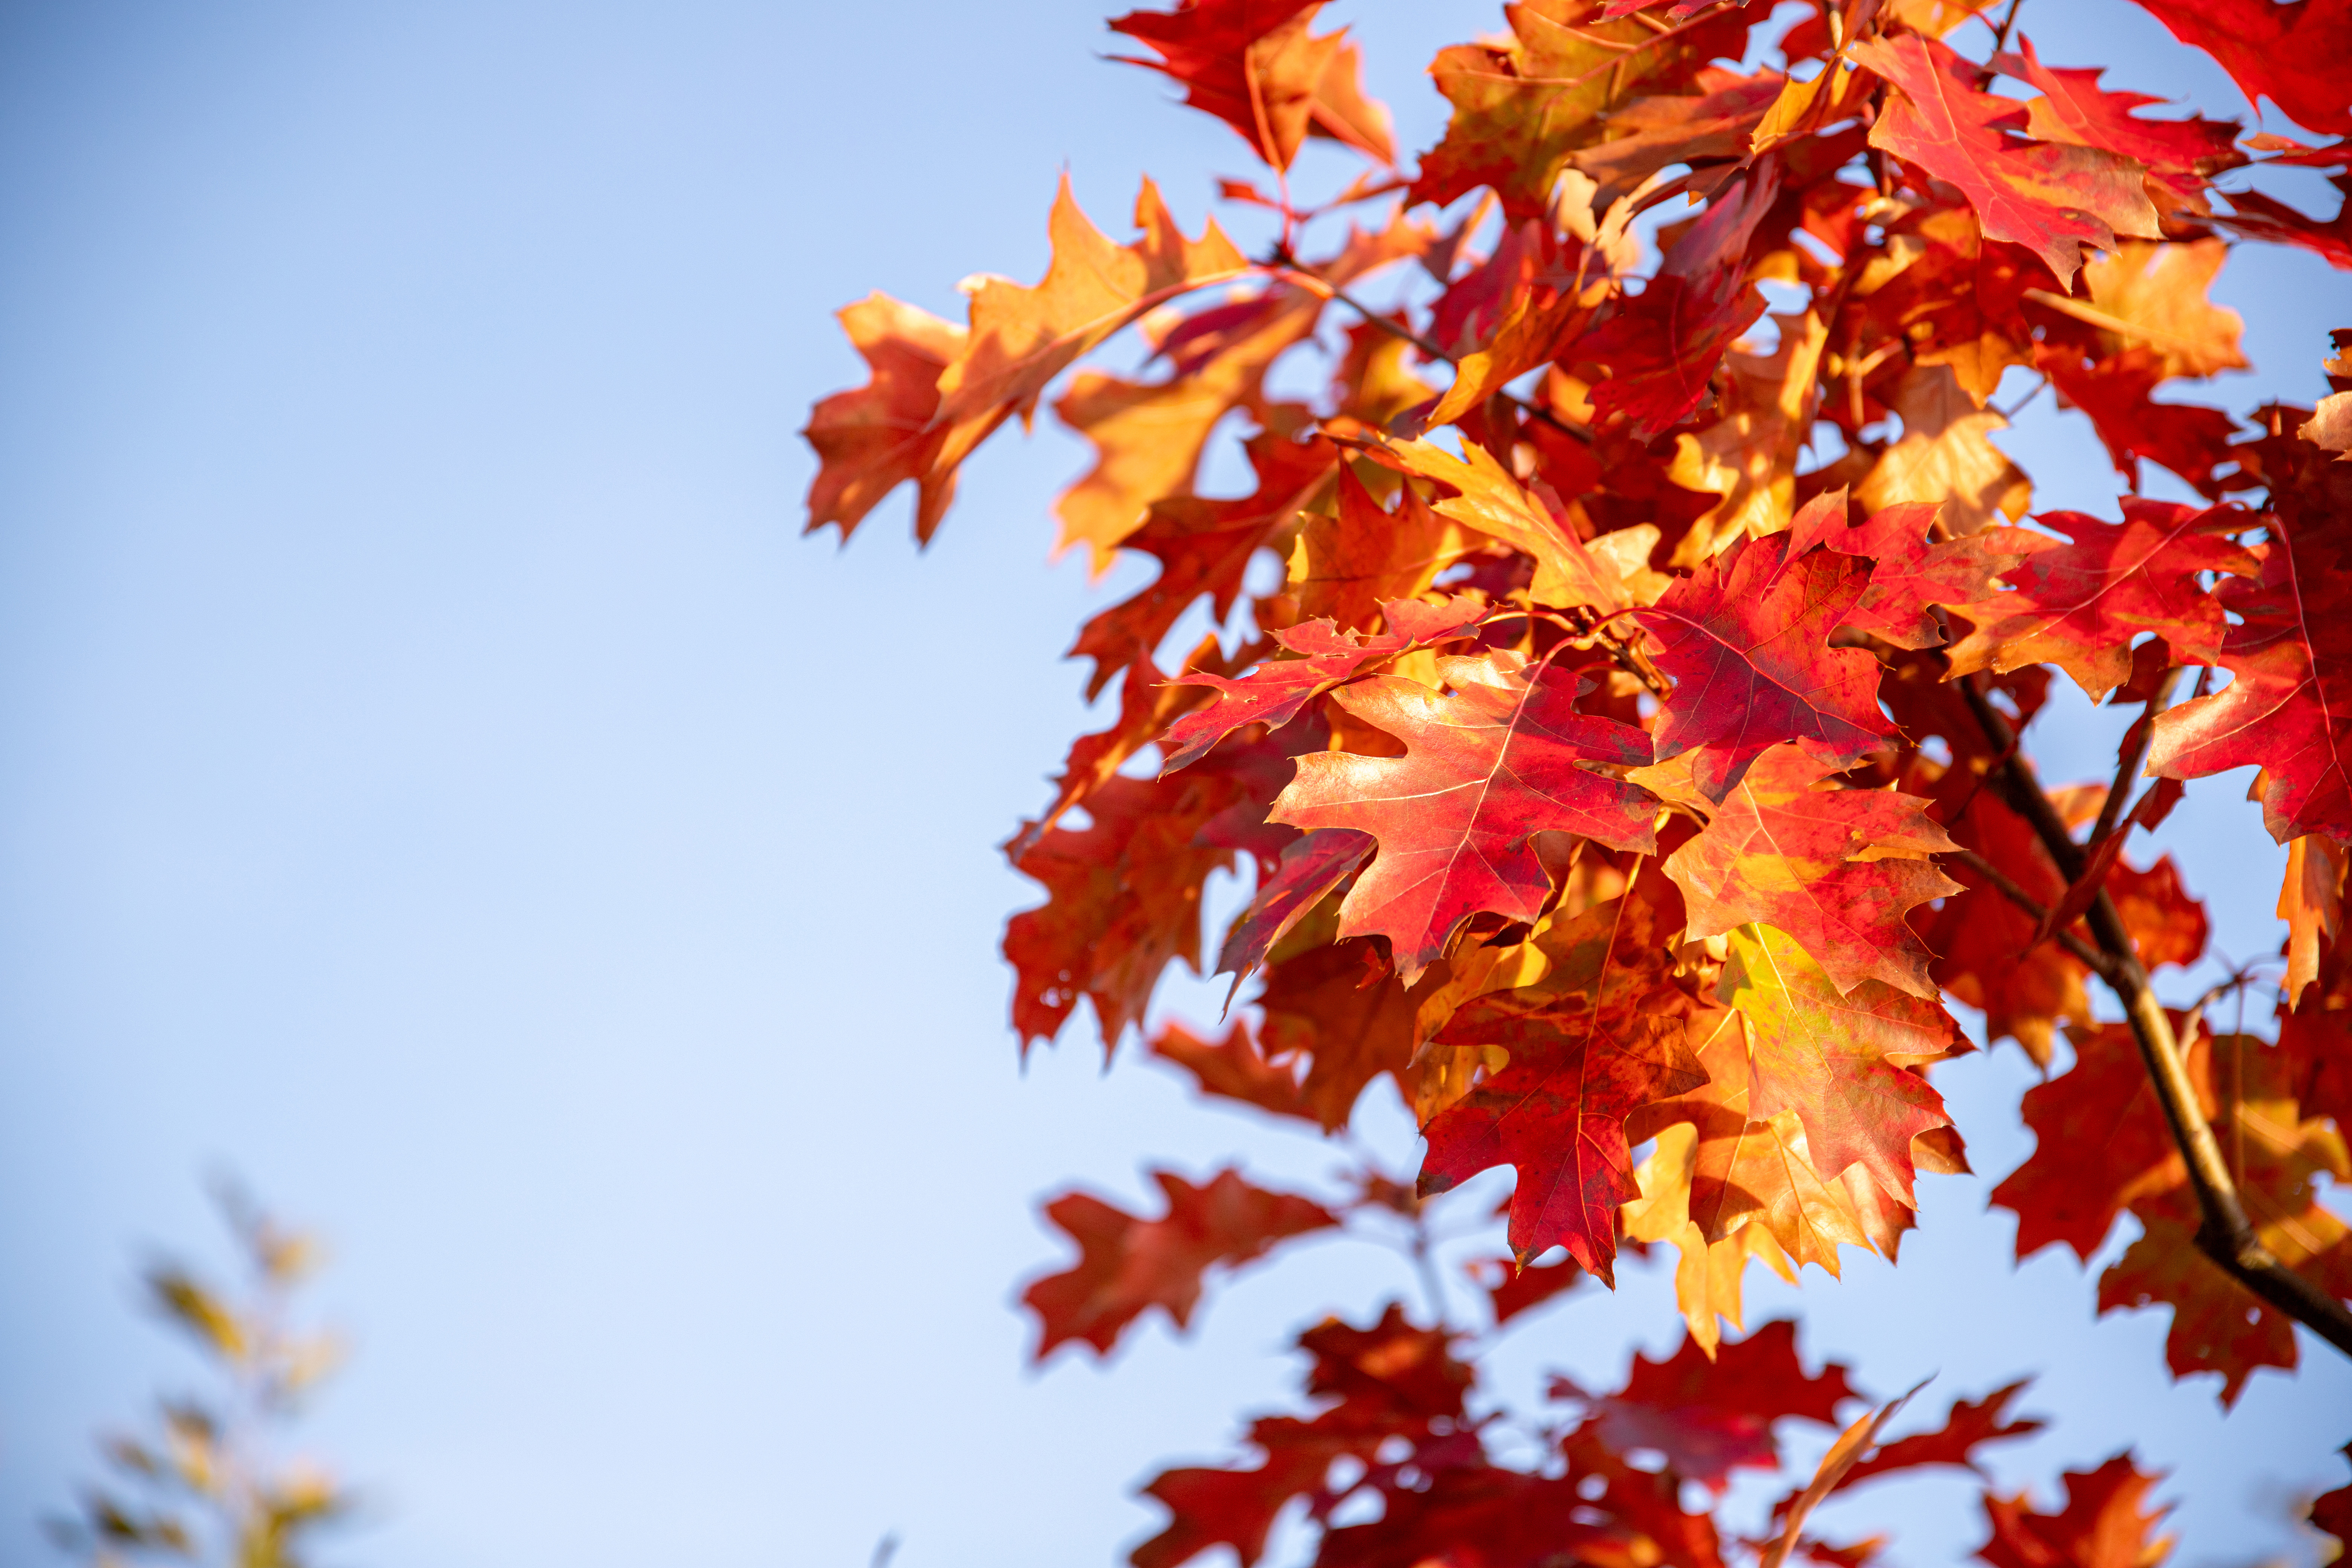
left=805, top=1, right=2352, bottom=1562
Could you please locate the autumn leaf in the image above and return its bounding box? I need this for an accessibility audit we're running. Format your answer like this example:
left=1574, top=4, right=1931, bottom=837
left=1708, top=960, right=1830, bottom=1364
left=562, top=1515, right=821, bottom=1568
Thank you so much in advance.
left=1256, top=937, right=1420, bottom=1130
left=2032, top=240, right=2249, bottom=380
left=1410, top=2, right=1756, bottom=219
left=1160, top=594, right=1487, bottom=773
left=1720, top=924, right=1960, bottom=1210
left=802, top=293, right=968, bottom=542
left=1943, top=498, right=2258, bottom=700
left=1830, top=1381, right=2044, bottom=1492
left=1854, top=363, right=2032, bottom=537
left=1418, top=892, right=1708, bottom=1278
left=1638, top=531, right=1898, bottom=802
left=928, top=178, right=1250, bottom=518
left=1070, top=431, right=1338, bottom=701
left=1853, top=32, right=2162, bottom=288
left=1270, top=650, right=1659, bottom=982
left=1364, top=435, right=1635, bottom=611
left=1976, top=1453, right=2173, bottom=1568
left=1583, top=167, right=1780, bottom=439
left=1148, top=1017, right=1318, bottom=1125
left=2147, top=509, right=2352, bottom=841
left=1282, top=464, right=1477, bottom=631
left=1991, top=1020, right=2201, bottom=1263
left=1053, top=288, right=1322, bottom=564
left=1108, top=0, right=1393, bottom=171
left=1664, top=745, right=1961, bottom=998
left=1667, top=311, right=1829, bottom=563
left=1022, top=1168, right=1334, bottom=1360
left=1788, top=493, right=2040, bottom=650
left=1994, top=38, right=2245, bottom=214
left=1467, top=1251, right=1586, bottom=1327
left=1213, top=826, right=1373, bottom=995
left=1622, top=1118, right=1798, bottom=1356
left=1582, top=1319, right=1854, bottom=1492
left=1004, top=772, right=1245, bottom=1053
left=2130, top=0, right=2352, bottom=137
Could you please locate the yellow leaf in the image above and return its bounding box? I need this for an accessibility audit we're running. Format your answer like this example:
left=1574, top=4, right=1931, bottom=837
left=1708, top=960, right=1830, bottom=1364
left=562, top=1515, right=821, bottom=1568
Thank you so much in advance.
left=1856, top=362, right=2031, bottom=534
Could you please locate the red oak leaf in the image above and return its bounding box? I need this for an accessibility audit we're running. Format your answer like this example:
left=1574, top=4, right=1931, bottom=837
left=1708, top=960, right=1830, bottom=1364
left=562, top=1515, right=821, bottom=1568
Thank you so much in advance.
left=2035, top=345, right=2242, bottom=495
left=1419, top=892, right=1708, bottom=1279
left=2148, top=510, right=2352, bottom=841
left=1785, top=495, right=2044, bottom=651
left=1639, top=532, right=1899, bottom=802
left=1070, top=432, right=1339, bottom=700
left=1664, top=744, right=1962, bottom=998
left=2216, top=172, right=2352, bottom=270
left=1257, top=937, right=1420, bottom=1131
left=1993, top=37, right=2245, bottom=209
left=1148, top=1017, right=1318, bottom=1125
left=1109, top=0, right=1393, bottom=171
left=1004, top=771, right=1245, bottom=1053
left=1852, top=33, right=2161, bottom=289
left=1023, top=1168, right=1335, bottom=1360
left=2095, top=1214, right=2303, bottom=1407
left=1943, top=498, right=2259, bottom=700
left=1583, top=1319, right=1854, bottom=1492
left=1214, top=827, right=1374, bottom=995
left=1990, top=1019, right=2202, bottom=1263
left=2107, top=854, right=2210, bottom=971
left=1976, top=1453, right=2172, bottom=1568
left=802, top=293, right=967, bottom=542
left=1720, top=923, right=1960, bottom=1209
left=1271, top=650, right=1659, bottom=982
left=2130, top=0, right=2352, bottom=137
left=1831, top=1381, right=2044, bottom=1492
left=1160, top=595, right=1487, bottom=773
left=1467, top=1252, right=1586, bottom=1326
left=1584, top=166, right=1778, bottom=438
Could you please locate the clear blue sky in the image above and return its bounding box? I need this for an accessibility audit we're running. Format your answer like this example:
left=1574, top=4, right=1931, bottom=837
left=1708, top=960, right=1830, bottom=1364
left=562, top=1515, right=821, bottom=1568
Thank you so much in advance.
left=1, top=3, right=2347, bottom=1566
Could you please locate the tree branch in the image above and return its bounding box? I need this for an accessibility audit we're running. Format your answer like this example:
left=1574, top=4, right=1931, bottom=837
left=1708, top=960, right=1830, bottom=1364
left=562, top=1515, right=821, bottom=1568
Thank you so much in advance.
left=1957, top=675, right=2352, bottom=1358
left=1946, top=848, right=2113, bottom=976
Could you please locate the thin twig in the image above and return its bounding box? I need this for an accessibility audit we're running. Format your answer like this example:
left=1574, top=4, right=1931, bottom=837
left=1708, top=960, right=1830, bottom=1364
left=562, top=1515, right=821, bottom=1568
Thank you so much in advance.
left=1958, top=675, right=2352, bottom=1359
left=1997, top=374, right=2049, bottom=422
left=1948, top=848, right=2114, bottom=976
left=2089, top=667, right=2182, bottom=849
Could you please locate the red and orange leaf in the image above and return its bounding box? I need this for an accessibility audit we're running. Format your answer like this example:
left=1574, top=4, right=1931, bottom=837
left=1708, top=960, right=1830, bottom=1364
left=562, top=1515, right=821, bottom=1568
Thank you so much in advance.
left=1583, top=168, right=1778, bottom=439
left=1148, top=1017, right=1318, bottom=1125
left=2313, top=1443, right=2352, bottom=1553
left=1214, top=827, right=1373, bottom=993
left=1468, top=1252, right=1586, bottom=1326
left=1720, top=924, right=1960, bottom=1209
left=1975, top=1453, right=2173, bottom=1568
left=1282, top=464, right=1477, bottom=632
left=1993, top=38, right=2245, bottom=210
left=1852, top=32, right=2161, bottom=289
left=1364, top=434, right=1635, bottom=611
left=1830, top=1381, right=2044, bottom=1492
left=2106, top=854, right=2210, bottom=971
left=802, top=293, right=967, bottom=542
left=1583, top=1319, right=1854, bottom=1492
left=1004, top=771, right=1244, bottom=1053
left=1419, top=891, right=1707, bottom=1279
left=1664, top=744, right=1961, bottom=998
left=1256, top=937, right=1420, bottom=1130
left=2130, top=0, right=2352, bottom=137
left=1070, top=431, right=1338, bottom=701
left=1108, top=0, right=1393, bottom=171
left=1990, top=1019, right=2203, bottom=1263
left=1161, top=595, right=1487, bottom=773
left=1023, top=1168, right=1334, bottom=1360
left=1943, top=498, right=2258, bottom=700
left=1788, top=497, right=2040, bottom=651
left=2095, top=1214, right=2300, bottom=1408
left=1271, top=650, right=1659, bottom=982
left=1410, top=3, right=1757, bottom=220
left=2148, top=509, right=2352, bottom=841
left=930, top=177, right=1250, bottom=505
left=1640, top=532, right=1899, bottom=802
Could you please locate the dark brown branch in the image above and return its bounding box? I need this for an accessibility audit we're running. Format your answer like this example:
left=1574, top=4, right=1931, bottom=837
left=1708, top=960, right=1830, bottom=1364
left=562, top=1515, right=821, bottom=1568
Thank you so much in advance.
left=1958, top=675, right=2352, bottom=1358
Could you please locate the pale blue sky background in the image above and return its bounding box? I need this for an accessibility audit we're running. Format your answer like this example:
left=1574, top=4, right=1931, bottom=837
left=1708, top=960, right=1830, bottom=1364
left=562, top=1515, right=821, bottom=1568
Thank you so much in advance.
left=2, top=4, right=2349, bottom=1566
